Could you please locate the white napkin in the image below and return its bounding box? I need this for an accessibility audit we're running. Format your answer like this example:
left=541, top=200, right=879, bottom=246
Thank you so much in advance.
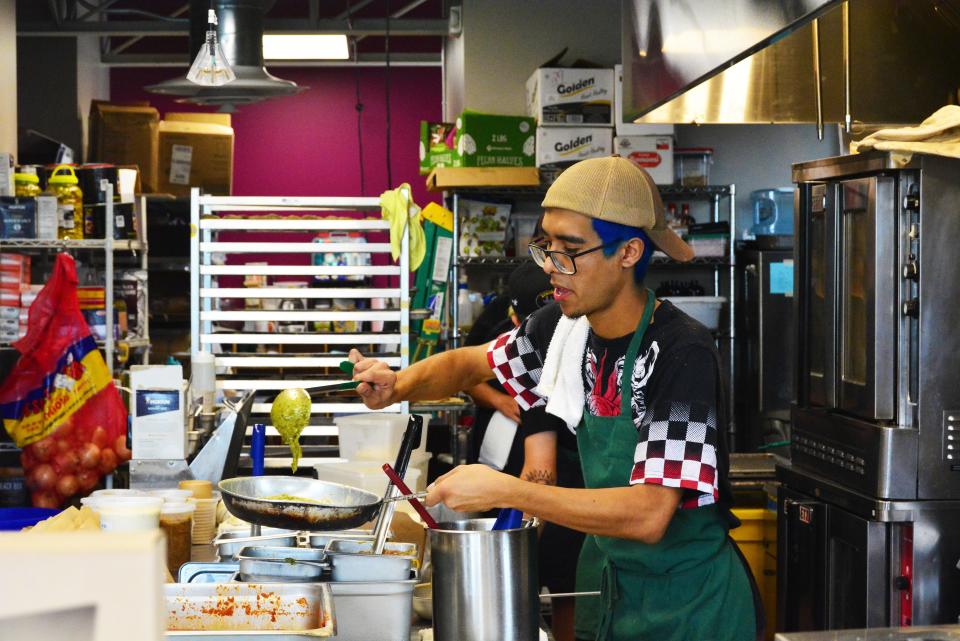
left=536, top=315, right=590, bottom=431
left=478, top=411, right=519, bottom=471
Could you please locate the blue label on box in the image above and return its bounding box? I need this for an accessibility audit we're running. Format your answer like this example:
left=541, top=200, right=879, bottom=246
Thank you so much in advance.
left=769, top=261, right=794, bottom=296
left=136, top=389, right=180, bottom=417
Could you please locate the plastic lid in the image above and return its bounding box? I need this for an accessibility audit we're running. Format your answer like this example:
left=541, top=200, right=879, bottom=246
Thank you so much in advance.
left=48, top=164, right=79, bottom=185
left=674, top=147, right=714, bottom=155
left=91, top=489, right=147, bottom=499
left=82, top=496, right=163, bottom=513
left=147, top=489, right=194, bottom=503
left=14, top=173, right=39, bottom=184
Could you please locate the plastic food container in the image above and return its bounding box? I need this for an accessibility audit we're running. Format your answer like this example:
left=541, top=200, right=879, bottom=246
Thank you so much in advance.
left=662, top=296, right=726, bottom=330
left=314, top=456, right=426, bottom=495
left=334, top=413, right=430, bottom=461
left=189, top=493, right=220, bottom=544
left=179, top=479, right=213, bottom=499
left=90, top=496, right=163, bottom=532
left=325, top=539, right=416, bottom=582
left=674, top=147, right=713, bottom=187
left=160, top=501, right=196, bottom=576
left=329, top=579, right=417, bottom=641
left=91, top=489, right=147, bottom=499
left=687, top=234, right=727, bottom=257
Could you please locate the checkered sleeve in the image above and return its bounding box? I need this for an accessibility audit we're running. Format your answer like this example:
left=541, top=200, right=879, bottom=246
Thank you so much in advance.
left=629, top=345, right=719, bottom=509
left=486, top=308, right=556, bottom=411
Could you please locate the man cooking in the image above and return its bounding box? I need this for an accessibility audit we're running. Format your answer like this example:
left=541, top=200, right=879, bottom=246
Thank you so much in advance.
left=349, top=156, right=760, bottom=641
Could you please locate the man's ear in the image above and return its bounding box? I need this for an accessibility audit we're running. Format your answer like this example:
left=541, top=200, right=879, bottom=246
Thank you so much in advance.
left=620, top=237, right=646, bottom=269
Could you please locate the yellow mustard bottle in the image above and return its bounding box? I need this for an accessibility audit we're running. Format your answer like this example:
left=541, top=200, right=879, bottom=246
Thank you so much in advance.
left=47, top=165, right=84, bottom=240
left=14, top=172, right=41, bottom=198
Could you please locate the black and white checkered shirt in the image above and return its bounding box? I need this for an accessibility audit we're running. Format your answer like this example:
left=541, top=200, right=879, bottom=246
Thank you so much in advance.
left=487, top=300, right=728, bottom=510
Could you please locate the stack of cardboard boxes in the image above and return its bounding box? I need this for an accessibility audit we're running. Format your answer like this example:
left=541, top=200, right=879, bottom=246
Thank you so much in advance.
left=0, top=254, right=37, bottom=343
left=88, top=102, right=234, bottom=197
left=527, top=67, right=615, bottom=178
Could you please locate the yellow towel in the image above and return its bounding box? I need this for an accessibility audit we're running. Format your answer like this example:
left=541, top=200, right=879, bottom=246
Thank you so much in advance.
left=380, top=183, right=426, bottom=270
left=852, top=105, right=960, bottom=165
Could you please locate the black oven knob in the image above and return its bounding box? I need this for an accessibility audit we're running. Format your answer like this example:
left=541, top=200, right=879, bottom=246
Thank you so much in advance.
left=902, top=262, right=919, bottom=281
left=903, top=194, right=920, bottom=211
left=894, top=575, right=911, bottom=591
left=902, top=299, right=920, bottom=317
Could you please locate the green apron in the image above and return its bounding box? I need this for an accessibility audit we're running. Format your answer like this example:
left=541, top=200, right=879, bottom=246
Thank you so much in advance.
left=571, top=289, right=756, bottom=641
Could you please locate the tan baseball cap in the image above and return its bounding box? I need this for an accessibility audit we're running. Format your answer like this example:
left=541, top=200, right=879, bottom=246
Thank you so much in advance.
left=541, top=155, right=694, bottom=262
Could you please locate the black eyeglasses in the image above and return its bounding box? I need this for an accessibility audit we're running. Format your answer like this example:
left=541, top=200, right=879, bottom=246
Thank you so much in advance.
left=528, top=240, right=619, bottom=275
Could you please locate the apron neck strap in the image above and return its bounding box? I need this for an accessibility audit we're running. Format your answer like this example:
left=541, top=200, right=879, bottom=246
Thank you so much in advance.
left=619, top=288, right=656, bottom=417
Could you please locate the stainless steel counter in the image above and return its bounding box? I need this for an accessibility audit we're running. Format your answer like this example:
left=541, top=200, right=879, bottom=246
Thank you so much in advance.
left=775, top=625, right=960, bottom=640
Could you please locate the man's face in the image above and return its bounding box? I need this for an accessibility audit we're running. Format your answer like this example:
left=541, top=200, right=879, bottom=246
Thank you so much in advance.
left=538, top=208, right=628, bottom=319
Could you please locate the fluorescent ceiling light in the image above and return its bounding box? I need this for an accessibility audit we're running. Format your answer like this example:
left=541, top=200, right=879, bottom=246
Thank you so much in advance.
left=262, top=35, right=350, bottom=60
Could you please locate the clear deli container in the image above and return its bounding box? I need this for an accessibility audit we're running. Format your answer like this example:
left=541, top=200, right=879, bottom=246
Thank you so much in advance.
left=86, top=496, right=163, bottom=532
left=334, top=413, right=430, bottom=461
left=674, top=147, right=713, bottom=187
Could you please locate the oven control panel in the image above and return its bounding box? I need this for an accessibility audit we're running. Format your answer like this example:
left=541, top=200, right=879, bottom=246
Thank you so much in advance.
left=793, top=434, right=866, bottom=476
left=944, top=411, right=960, bottom=465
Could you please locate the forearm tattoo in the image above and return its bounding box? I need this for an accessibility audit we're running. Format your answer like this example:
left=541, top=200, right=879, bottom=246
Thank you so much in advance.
left=522, top=469, right=556, bottom=485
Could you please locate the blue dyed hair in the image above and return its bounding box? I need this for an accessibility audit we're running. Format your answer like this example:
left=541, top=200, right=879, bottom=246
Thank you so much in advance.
left=591, top=218, right=655, bottom=285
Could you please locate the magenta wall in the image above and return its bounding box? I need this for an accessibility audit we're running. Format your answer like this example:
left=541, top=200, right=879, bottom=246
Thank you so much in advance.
left=110, top=66, right=441, bottom=207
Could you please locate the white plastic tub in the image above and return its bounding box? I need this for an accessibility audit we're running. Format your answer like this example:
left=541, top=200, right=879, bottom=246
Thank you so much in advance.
left=85, top=496, right=163, bottom=532
left=663, top=296, right=726, bottom=330
left=314, top=454, right=427, bottom=494
left=334, top=413, right=430, bottom=461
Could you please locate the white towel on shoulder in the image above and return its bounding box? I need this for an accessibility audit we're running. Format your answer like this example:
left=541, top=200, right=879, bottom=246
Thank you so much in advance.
left=536, top=315, right=590, bottom=431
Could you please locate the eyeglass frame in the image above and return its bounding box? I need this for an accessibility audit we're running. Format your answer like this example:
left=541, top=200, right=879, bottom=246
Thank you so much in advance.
left=527, top=240, right=621, bottom=275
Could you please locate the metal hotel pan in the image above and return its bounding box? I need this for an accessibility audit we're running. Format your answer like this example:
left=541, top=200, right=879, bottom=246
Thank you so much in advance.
left=219, top=476, right=384, bottom=532
left=237, top=546, right=328, bottom=583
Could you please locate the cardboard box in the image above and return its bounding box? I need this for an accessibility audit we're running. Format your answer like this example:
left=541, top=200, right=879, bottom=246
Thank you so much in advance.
left=458, top=199, right=512, bottom=257
left=615, top=135, right=675, bottom=185
left=527, top=67, right=614, bottom=126
left=0, top=152, right=13, bottom=196
left=157, top=113, right=234, bottom=197
left=88, top=101, right=160, bottom=193
left=419, top=121, right=457, bottom=175
left=0, top=531, right=166, bottom=641
left=130, top=364, right=186, bottom=460
left=613, top=65, right=676, bottom=137
left=0, top=198, right=36, bottom=239
left=536, top=126, right=613, bottom=167
left=426, top=166, right=540, bottom=192
left=453, top=111, right=535, bottom=169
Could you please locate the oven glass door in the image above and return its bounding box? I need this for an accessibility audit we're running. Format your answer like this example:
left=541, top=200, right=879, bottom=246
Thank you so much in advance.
left=838, top=177, right=897, bottom=420
left=806, top=183, right=837, bottom=407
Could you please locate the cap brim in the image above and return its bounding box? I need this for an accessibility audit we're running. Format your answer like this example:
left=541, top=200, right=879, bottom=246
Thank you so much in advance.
left=647, top=227, right=695, bottom=262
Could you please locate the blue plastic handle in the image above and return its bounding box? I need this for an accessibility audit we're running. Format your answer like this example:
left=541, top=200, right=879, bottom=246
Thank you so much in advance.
left=492, top=508, right=523, bottom=531
left=251, top=423, right=266, bottom=477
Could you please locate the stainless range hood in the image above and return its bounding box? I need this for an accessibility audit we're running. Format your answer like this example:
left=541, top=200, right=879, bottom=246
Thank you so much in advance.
left=622, top=0, right=960, bottom=126
left=146, top=0, right=300, bottom=111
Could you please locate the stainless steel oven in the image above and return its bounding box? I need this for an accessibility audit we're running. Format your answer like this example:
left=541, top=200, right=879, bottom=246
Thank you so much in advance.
left=777, top=466, right=960, bottom=631
left=792, top=152, right=960, bottom=500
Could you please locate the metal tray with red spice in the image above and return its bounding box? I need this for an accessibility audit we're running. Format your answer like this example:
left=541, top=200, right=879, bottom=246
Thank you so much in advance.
left=164, top=582, right=335, bottom=638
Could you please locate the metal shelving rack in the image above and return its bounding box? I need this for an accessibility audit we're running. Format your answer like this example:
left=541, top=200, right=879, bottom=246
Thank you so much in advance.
left=190, top=190, right=411, bottom=470
left=0, top=187, right=151, bottom=374
left=447, top=182, right=737, bottom=439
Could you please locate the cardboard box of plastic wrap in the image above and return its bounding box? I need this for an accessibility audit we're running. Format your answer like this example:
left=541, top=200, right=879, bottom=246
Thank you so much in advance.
left=453, top=111, right=536, bottom=169
left=526, top=67, right=614, bottom=126
left=88, top=101, right=159, bottom=193
left=157, top=112, right=234, bottom=197
left=615, top=135, right=675, bottom=185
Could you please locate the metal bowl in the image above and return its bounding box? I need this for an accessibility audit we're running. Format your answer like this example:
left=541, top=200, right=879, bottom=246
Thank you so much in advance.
left=219, top=476, right=383, bottom=532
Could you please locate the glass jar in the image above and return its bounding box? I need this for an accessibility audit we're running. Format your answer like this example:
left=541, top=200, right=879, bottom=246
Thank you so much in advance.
left=47, top=165, right=84, bottom=240
left=14, top=172, right=41, bottom=198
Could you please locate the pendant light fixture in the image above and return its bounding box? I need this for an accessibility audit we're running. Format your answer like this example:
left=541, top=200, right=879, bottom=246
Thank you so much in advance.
left=186, top=8, right=236, bottom=86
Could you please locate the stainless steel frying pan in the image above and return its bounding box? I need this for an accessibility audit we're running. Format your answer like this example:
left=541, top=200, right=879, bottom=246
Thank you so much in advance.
left=219, top=476, right=385, bottom=531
